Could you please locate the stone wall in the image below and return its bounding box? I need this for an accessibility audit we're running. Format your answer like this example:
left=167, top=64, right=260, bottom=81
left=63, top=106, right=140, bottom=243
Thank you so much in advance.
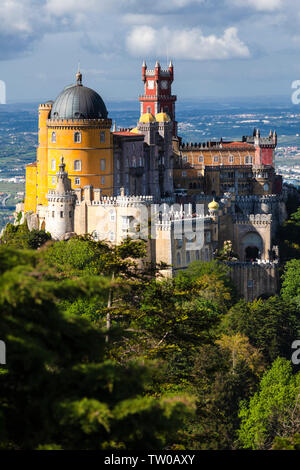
left=227, top=262, right=279, bottom=302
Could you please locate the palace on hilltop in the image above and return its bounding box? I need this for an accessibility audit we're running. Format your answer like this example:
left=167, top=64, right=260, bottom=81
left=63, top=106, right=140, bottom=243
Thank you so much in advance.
left=17, top=62, right=289, bottom=301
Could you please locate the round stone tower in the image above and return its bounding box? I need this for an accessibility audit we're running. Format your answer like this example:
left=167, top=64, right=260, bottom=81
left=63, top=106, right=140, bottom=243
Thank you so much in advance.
left=45, top=157, right=76, bottom=240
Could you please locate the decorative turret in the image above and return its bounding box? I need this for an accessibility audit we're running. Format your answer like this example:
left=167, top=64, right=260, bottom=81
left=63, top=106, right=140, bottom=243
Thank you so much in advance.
left=139, top=59, right=177, bottom=136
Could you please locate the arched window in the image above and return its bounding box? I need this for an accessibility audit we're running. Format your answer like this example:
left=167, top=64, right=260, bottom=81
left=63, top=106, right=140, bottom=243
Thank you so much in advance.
left=51, top=131, right=56, bottom=143
left=177, top=252, right=181, bottom=266
left=74, top=132, right=81, bottom=143
left=74, top=160, right=81, bottom=171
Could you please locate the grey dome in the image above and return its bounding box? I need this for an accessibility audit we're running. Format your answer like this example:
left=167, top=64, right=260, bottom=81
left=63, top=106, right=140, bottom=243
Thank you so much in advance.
left=50, top=82, right=108, bottom=120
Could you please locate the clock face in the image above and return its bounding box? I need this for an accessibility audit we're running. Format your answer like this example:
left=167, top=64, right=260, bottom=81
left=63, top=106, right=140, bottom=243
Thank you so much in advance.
left=161, top=80, right=168, bottom=90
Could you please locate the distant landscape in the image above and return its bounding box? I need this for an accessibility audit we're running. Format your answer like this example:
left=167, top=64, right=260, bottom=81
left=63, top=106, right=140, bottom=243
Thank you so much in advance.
left=1, top=97, right=300, bottom=230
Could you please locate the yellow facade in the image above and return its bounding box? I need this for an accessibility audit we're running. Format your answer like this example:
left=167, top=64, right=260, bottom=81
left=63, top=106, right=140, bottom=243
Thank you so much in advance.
left=24, top=104, right=113, bottom=213
left=24, top=163, right=37, bottom=213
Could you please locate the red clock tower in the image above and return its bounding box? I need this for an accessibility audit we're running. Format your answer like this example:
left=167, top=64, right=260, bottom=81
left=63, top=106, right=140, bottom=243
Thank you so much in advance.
left=139, top=60, right=177, bottom=136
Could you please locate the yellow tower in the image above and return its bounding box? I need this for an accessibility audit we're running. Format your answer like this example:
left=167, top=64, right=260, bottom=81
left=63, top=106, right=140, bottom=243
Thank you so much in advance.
left=24, top=71, right=113, bottom=213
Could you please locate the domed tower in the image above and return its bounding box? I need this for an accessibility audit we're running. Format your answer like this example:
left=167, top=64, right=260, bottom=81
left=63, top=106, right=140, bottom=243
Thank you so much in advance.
left=45, top=157, right=76, bottom=240
left=25, top=71, right=113, bottom=212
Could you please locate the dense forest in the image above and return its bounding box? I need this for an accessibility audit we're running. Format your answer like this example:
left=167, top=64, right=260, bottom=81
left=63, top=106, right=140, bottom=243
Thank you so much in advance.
left=0, top=197, right=300, bottom=450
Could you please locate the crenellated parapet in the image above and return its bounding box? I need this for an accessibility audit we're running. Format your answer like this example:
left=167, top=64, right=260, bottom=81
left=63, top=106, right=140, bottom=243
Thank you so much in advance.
left=233, top=213, right=272, bottom=224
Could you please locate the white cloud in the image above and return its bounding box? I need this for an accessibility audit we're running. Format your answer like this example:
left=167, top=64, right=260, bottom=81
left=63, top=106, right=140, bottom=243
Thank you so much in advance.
left=230, top=0, right=283, bottom=11
left=126, top=25, right=250, bottom=60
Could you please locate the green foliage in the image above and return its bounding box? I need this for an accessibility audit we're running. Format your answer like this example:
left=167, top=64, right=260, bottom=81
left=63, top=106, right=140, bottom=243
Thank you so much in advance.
left=0, top=246, right=194, bottom=450
left=278, top=205, right=300, bottom=261
left=238, top=357, right=300, bottom=450
left=222, top=296, right=300, bottom=364
left=273, top=434, right=300, bottom=450
left=1, top=221, right=51, bottom=250
left=42, top=236, right=149, bottom=279
left=281, top=259, right=300, bottom=308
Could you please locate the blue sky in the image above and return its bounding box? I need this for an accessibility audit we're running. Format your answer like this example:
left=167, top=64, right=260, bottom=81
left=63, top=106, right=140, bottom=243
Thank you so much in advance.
left=1, top=0, right=300, bottom=103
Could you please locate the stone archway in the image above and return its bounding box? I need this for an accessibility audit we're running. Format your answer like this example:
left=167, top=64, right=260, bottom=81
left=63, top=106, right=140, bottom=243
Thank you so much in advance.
left=241, top=232, right=263, bottom=262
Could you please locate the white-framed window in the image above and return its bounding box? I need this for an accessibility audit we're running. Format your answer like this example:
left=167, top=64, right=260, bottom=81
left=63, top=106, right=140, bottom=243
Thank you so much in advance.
left=75, top=177, right=81, bottom=185
left=101, top=176, right=105, bottom=185
left=74, top=131, right=81, bottom=143
left=213, top=155, right=219, bottom=163
left=109, top=231, right=115, bottom=242
left=109, top=210, right=116, bottom=222
left=74, top=159, right=81, bottom=171
left=51, top=176, right=56, bottom=185
left=198, top=155, right=204, bottom=163
left=245, top=156, right=253, bottom=164
left=182, top=155, right=188, bottom=163
left=229, top=155, right=234, bottom=163
left=100, top=159, right=106, bottom=171
left=147, top=106, right=151, bottom=113
left=51, top=131, right=56, bottom=143
left=51, top=159, right=56, bottom=171
left=100, top=131, right=105, bottom=143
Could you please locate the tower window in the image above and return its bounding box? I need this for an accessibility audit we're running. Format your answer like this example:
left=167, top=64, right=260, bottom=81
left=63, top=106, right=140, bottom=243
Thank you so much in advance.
left=51, top=131, right=56, bottom=143
left=213, top=155, right=219, bottom=163
left=51, top=159, right=56, bottom=171
left=52, top=211, right=55, bottom=218
left=100, top=159, right=106, bottom=171
left=229, top=155, right=234, bottom=163
left=100, top=131, right=105, bottom=143
left=177, top=252, right=181, bottom=266
left=51, top=176, right=56, bottom=185
left=182, top=171, right=187, bottom=177
left=198, top=155, right=204, bottom=163
left=74, top=132, right=81, bottom=143
left=74, top=160, right=81, bottom=171
left=101, top=176, right=105, bottom=185
left=75, top=177, right=81, bottom=185
left=147, top=106, right=151, bottom=113
left=182, top=155, right=188, bottom=163
left=60, top=211, right=64, bottom=218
